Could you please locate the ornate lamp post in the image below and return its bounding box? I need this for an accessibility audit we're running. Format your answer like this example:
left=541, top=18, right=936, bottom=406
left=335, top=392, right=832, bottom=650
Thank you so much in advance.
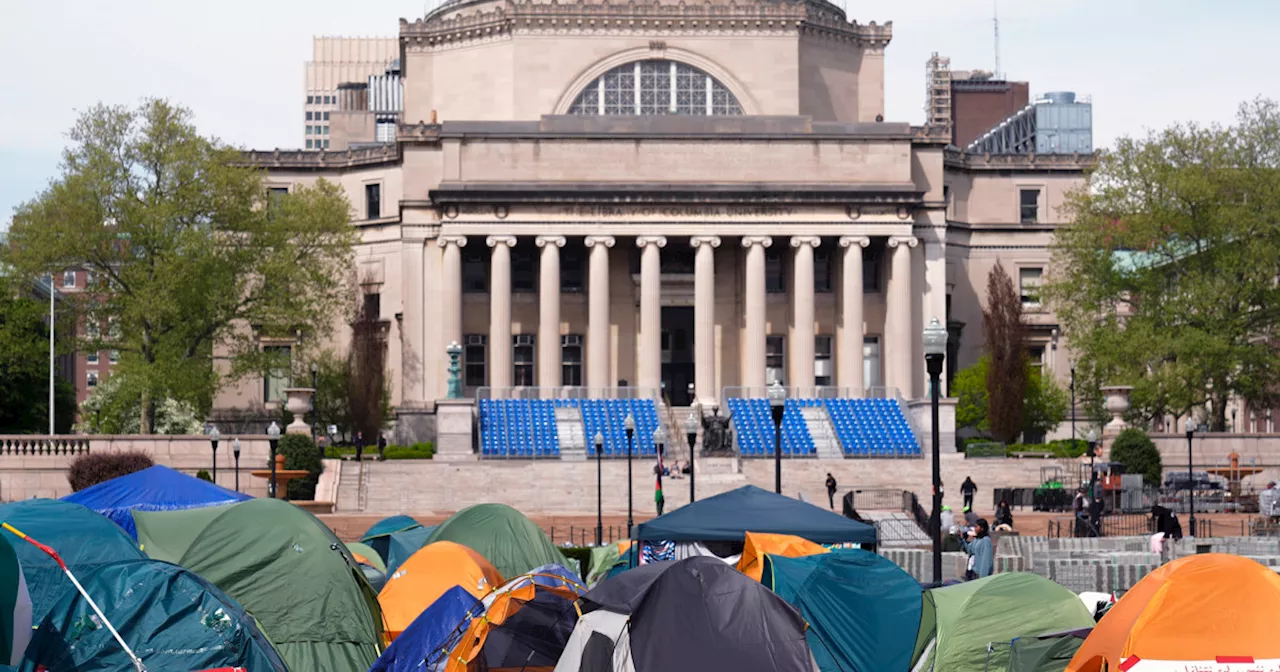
left=1087, top=430, right=1098, bottom=494
left=1069, top=360, right=1077, bottom=448
left=1185, top=418, right=1197, bottom=537
left=267, top=421, right=281, bottom=498
left=594, top=431, right=604, bottom=546
left=922, top=317, right=948, bottom=586
left=768, top=381, right=786, bottom=494
left=446, top=341, right=463, bottom=399
left=685, top=410, right=698, bottom=503
left=232, top=437, right=241, bottom=492
left=624, top=413, right=635, bottom=536
left=208, top=425, right=220, bottom=484
left=310, top=361, right=319, bottom=443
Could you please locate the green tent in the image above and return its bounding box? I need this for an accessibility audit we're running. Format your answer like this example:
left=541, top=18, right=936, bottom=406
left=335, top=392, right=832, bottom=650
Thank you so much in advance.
left=912, top=573, right=1094, bottom=672
left=346, top=542, right=387, bottom=573
left=424, top=504, right=571, bottom=579
left=0, top=537, right=30, bottom=667
left=1005, top=631, right=1090, bottom=672
left=135, top=498, right=383, bottom=672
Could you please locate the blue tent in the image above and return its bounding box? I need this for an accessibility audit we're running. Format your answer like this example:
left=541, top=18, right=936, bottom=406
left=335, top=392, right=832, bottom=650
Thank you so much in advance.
left=62, top=465, right=250, bottom=538
left=369, top=585, right=480, bottom=672
left=634, top=485, right=877, bottom=544
left=763, top=549, right=923, bottom=672
left=360, top=516, right=436, bottom=575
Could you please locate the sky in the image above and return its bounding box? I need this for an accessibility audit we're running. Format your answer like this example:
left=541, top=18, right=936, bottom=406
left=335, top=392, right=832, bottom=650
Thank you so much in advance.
left=2, top=0, right=1278, bottom=227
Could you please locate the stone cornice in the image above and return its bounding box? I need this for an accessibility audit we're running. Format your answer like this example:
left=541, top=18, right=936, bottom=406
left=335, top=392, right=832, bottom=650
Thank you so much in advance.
left=943, top=148, right=1095, bottom=172
left=430, top=182, right=922, bottom=206
left=240, top=145, right=400, bottom=170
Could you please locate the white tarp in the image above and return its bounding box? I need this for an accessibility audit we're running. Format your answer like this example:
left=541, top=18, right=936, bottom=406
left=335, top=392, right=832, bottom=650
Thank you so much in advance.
left=1122, top=657, right=1280, bottom=672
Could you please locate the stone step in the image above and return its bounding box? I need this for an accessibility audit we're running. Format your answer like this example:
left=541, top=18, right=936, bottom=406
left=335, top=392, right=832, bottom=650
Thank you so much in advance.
left=556, top=406, right=587, bottom=461
left=801, top=406, right=844, bottom=459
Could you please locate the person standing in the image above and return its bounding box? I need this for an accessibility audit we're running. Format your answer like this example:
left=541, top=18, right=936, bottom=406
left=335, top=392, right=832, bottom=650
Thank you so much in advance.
left=961, top=519, right=994, bottom=580
left=377, top=433, right=387, bottom=460
left=961, top=476, right=977, bottom=511
left=825, top=473, right=838, bottom=510
left=1260, top=482, right=1278, bottom=521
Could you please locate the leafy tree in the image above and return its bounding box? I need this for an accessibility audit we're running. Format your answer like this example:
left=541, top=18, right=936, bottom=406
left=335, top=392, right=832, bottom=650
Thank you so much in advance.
left=954, top=355, right=1069, bottom=440
left=348, top=295, right=390, bottom=443
left=1045, top=99, right=1280, bottom=430
left=4, top=100, right=357, bottom=433
left=76, top=373, right=203, bottom=435
left=67, top=451, right=154, bottom=491
left=0, top=280, right=77, bottom=433
left=1109, top=428, right=1163, bottom=486
left=953, top=358, right=989, bottom=432
left=278, top=433, right=323, bottom=500
left=1024, top=366, right=1071, bottom=438
left=983, top=262, right=1028, bottom=443
left=312, top=350, right=353, bottom=439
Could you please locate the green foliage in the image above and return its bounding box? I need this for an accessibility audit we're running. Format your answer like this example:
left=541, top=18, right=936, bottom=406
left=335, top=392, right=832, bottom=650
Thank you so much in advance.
left=0, top=282, right=77, bottom=434
left=1006, top=439, right=1088, bottom=458
left=560, top=547, right=592, bottom=578
left=954, top=359, right=990, bottom=433
left=964, top=442, right=1007, bottom=458
left=1024, top=367, right=1071, bottom=438
left=323, top=442, right=434, bottom=460
left=195, top=469, right=212, bottom=482
left=954, top=356, right=1070, bottom=440
left=312, top=350, right=351, bottom=437
left=1044, top=99, right=1280, bottom=431
left=67, top=451, right=154, bottom=491
left=984, top=262, right=1028, bottom=444
left=278, top=434, right=323, bottom=500
left=75, top=374, right=203, bottom=435
left=1109, top=428, right=1163, bottom=485
left=3, top=100, right=357, bottom=432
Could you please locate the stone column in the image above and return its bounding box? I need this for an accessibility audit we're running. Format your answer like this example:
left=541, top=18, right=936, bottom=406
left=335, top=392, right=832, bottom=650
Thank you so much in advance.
left=437, top=236, right=467, bottom=353
left=536, top=236, right=566, bottom=389
left=838, top=236, right=869, bottom=393
left=487, top=236, right=517, bottom=390
left=741, top=236, right=772, bottom=389
left=885, top=236, right=918, bottom=399
left=584, top=236, right=615, bottom=391
left=790, top=236, right=820, bottom=391
left=691, top=236, right=721, bottom=405
left=636, top=236, right=666, bottom=392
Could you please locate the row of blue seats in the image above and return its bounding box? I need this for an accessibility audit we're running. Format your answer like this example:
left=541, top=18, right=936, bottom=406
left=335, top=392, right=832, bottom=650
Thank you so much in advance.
left=824, top=398, right=920, bottom=456
left=477, top=398, right=662, bottom=458
left=724, top=398, right=817, bottom=457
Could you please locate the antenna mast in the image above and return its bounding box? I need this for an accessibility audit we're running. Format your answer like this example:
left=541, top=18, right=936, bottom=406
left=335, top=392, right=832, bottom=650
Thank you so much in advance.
left=992, top=0, right=1001, bottom=79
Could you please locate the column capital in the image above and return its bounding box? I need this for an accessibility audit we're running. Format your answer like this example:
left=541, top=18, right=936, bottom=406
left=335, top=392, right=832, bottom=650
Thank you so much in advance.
left=636, top=236, right=667, bottom=249
left=584, top=235, right=615, bottom=248
left=535, top=235, right=566, bottom=248
left=740, top=236, right=773, bottom=248
left=839, top=235, right=871, bottom=249
left=690, top=236, right=722, bottom=249
left=887, top=235, right=919, bottom=249
left=790, top=236, right=822, bottom=248
left=486, top=235, right=517, bottom=248
left=437, top=235, right=468, bottom=248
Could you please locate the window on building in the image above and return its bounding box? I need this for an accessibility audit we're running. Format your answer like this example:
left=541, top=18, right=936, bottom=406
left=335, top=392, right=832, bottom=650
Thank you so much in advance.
left=562, top=334, right=584, bottom=387
left=462, top=245, right=487, bottom=293
left=863, top=242, right=883, bottom=292
left=85, top=269, right=96, bottom=287
left=568, top=60, right=743, bottom=116
left=464, top=334, right=487, bottom=387
left=322, top=139, right=329, bottom=149
left=263, top=345, right=291, bottom=403
left=323, top=112, right=330, bottom=121
left=87, top=352, right=99, bottom=365
left=306, top=126, right=313, bottom=135
left=85, top=320, right=100, bottom=340
left=513, top=334, right=535, bottom=386
left=765, top=247, right=785, bottom=293
left=561, top=243, right=585, bottom=293
left=109, top=349, right=119, bottom=363
left=1020, top=188, right=1040, bottom=223
left=87, top=371, right=98, bottom=388
left=306, top=95, right=314, bottom=104
left=1028, top=345, right=1046, bottom=372
left=1019, top=267, right=1043, bottom=308
left=815, top=335, right=833, bottom=386
left=814, top=245, right=833, bottom=293
left=863, top=337, right=882, bottom=390
left=365, top=183, right=381, bottom=220
left=511, top=244, right=537, bottom=293
left=306, top=111, right=313, bottom=121
left=63, top=271, right=75, bottom=288
left=322, top=126, right=329, bottom=136
left=362, top=292, right=381, bottom=320
left=306, top=139, right=314, bottom=149
left=766, top=336, right=785, bottom=385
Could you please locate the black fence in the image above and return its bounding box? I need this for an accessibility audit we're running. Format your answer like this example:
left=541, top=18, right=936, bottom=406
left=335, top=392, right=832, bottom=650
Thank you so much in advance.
left=1048, top=514, right=1218, bottom=539
left=848, top=488, right=910, bottom=511
left=546, top=525, right=631, bottom=547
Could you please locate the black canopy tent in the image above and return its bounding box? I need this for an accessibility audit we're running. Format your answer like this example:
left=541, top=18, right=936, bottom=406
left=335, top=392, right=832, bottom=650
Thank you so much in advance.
left=633, top=485, right=878, bottom=544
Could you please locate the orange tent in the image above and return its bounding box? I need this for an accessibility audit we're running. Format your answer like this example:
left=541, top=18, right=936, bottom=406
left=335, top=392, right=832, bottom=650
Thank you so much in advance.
left=737, top=531, right=829, bottom=581
left=378, top=540, right=503, bottom=639
left=1067, top=554, right=1280, bottom=672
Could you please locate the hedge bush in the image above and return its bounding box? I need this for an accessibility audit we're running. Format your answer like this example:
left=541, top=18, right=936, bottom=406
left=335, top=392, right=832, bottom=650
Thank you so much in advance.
left=277, top=434, right=324, bottom=500
left=195, top=469, right=213, bottom=482
left=561, top=546, right=592, bottom=578
left=1006, top=439, right=1088, bottom=458
left=1109, top=428, right=1162, bottom=485
left=323, top=442, right=435, bottom=460
left=67, top=452, right=154, bottom=491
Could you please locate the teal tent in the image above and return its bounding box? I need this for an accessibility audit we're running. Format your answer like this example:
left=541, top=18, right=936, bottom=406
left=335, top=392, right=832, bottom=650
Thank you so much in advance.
left=19, top=559, right=287, bottom=672
left=763, top=550, right=922, bottom=672
left=360, top=516, right=435, bottom=575
left=0, top=500, right=143, bottom=626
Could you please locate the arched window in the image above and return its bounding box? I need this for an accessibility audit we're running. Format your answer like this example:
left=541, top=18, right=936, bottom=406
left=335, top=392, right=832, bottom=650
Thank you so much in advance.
left=568, top=60, right=743, bottom=116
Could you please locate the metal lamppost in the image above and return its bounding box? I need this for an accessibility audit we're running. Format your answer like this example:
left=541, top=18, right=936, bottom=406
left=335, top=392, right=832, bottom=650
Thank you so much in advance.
left=624, top=413, right=635, bottom=536
left=208, top=425, right=221, bottom=484
left=267, top=421, right=281, bottom=499
left=232, top=438, right=242, bottom=492
left=1185, top=418, right=1196, bottom=537
left=768, top=381, right=786, bottom=494
left=653, top=426, right=665, bottom=458
left=1069, top=361, right=1077, bottom=448
left=594, top=431, right=604, bottom=546
left=310, top=361, right=319, bottom=443
left=1087, top=430, right=1098, bottom=493
left=922, top=317, right=948, bottom=586
left=685, top=410, right=698, bottom=503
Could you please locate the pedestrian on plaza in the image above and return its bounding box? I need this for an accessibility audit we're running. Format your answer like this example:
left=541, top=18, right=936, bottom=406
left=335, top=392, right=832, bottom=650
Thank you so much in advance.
left=1260, top=481, right=1278, bottom=520
left=655, top=481, right=665, bottom=516
left=940, top=505, right=956, bottom=535
left=355, top=431, right=364, bottom=462
left=961, top=519, right=994, bottom=580
left=961, top=476, right=977, bottom=510
left=825, top=473, right=838, bottom=510
left=994, top=500, right=1014, bottom=531
left=377, top=433, right=387, bottom=460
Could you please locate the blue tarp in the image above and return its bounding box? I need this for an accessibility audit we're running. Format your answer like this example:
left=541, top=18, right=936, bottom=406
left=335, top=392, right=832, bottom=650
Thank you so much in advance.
left=369, top=585, right=481, bottom=672
left=763, top=550, right=923, bottom=672
left=62, top=465, right=250, bottom=538
left=634, top=485, right=878, bottom=544
left=361, top=515, right=421, bottom=541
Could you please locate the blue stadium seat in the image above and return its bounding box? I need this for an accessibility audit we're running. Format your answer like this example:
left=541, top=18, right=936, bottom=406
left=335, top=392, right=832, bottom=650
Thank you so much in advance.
left=724, top=398, right=816, bottom=458
left=821, top=397, right=920, bottom=456
left=476, top=399, right=562, bottom=458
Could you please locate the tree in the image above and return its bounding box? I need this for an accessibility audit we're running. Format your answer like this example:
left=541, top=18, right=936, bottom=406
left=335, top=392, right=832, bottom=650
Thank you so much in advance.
left=312, top=350, right=352, bottom=438
left=67, top=452, right=154, bottom=491
left=347, top=294, right=389, bottom=443
left=76, top=373, right=203, bottom=435
left=1109, top=428, right=1163, bottom=486
left=0, top=280, right=77, bottom=434
left=954, top=355, right=1069, bottom=440
left=4, top=100, right=357, bottom=432
left=1045, top=99, right=1280, bottom=431
left=983, top=262, right=1028, bottom=443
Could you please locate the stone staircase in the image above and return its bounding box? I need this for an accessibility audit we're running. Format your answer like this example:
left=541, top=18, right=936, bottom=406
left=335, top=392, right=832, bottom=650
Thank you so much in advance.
left=556, top=406, right=587, bottom=461
left=802, top=406, right=843, bottom=458
left=335, top=460, right=362, bottom=513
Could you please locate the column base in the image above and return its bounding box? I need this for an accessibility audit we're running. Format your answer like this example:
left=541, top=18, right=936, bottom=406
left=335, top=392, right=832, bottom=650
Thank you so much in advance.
left=435, top=399, right=477, bottom=462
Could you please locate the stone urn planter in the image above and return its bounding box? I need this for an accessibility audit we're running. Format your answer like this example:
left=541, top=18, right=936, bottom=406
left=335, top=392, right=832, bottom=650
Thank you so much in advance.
left=283, top=387, right=315, bottom=436
left=1100, top=385, right=1133, bottom=433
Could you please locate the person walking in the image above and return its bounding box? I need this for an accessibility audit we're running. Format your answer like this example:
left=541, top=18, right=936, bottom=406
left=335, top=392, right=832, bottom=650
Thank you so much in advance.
left=961, top=519, right=994, bottom=580
left=825, top=473, right=838, bottom=510
left=961, top=476, right=977, bottom=511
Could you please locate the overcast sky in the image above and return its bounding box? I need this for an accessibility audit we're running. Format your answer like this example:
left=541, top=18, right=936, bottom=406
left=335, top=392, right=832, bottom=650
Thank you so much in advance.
left=2, top=0, right=1277, bottom=226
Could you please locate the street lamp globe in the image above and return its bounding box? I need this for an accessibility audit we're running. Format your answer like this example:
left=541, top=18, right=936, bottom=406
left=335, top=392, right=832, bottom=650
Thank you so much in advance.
left=652, top=426, right=665, bottom=447
left=624, top=413, right=635, bottom=434
left=1087, top=429, right=1096, bottom=444
left=923, top=317, right=948, bottom=357
left=1185, top=417, right=1196, bottom=435
left=768, top=380, right=786, bottom=410
left=594, top=431, right=604, bottom=451
left=267, top=421, right=281, bottom=439
left=684, top=411, right=698, bottom=435
left=208, top=426, right=221, bottom=443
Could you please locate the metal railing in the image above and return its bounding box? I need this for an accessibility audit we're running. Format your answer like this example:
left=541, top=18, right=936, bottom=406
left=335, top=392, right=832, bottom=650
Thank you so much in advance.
left=476, top=387, right=661, bottom=400
left=0, top=437, right=91, bottom=456
left=720, top=386, right=902, bottom=400
left=548, top=525, right=628, bottom=547
left=1048, top=514, right=1217, bottom=539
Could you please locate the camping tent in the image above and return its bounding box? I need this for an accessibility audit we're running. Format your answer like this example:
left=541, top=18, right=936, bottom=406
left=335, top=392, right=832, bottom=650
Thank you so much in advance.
left=360, top=516, right=435, bottom=575
left=379, top=541, right=503, bottom=639
left=0, top=500, right=144, bottom=626
left=20, top=559, right=287, bottom=672
left=738, top=532, right=828, bottom=582
left=0, top=537, right=30, bottom=667
left=1006, top=629, right=1091, bottom=672
left=61, top=465, right=251, bottom=538
left=763, top=549, right=922, bottom=672
left=424, top=503, right=571, bottom=578
left=370, top=586, right=480, bottom=672
left=633, top=485, right=877, bottom=544
left=1067, top=554, right=1280, bottom=672
left=587, top=541, right=633, bottom=587
left=347, top=542, right=389, bottom=592
left=134, top=498, right=383, bottom=672
left=914, top=573, right=1095, bottom=672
